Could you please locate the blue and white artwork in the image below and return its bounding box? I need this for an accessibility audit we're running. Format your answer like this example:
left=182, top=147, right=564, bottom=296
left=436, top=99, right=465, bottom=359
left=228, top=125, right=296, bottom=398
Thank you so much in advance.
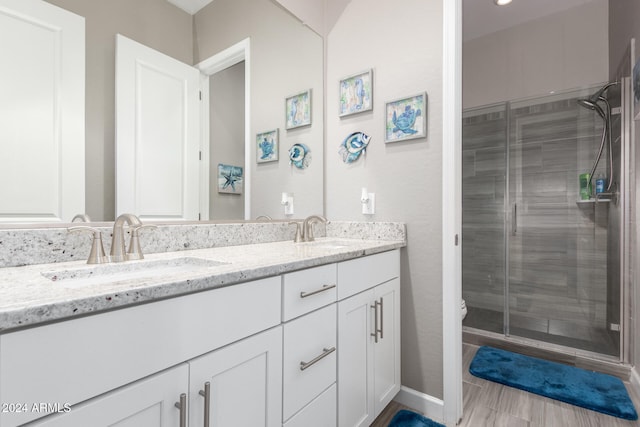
left=288, top=143, right=311, bottom=169
left=385, top=92, right=427, bottom=143
left=339, top=131, right=371, bottom=163
left=256, top=129, right=278, bottom=163
left=217, top=164, right=243, bottom=194
left=340, top=70, right=373, bottom=117
left=285, top=90, right=311, bottom=129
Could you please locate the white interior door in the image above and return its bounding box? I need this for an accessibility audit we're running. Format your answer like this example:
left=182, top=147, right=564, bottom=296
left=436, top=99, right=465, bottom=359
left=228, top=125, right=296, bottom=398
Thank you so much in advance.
left=0, top=0, right=84, bottom=222
left=116, top=34, right=200, bottom=220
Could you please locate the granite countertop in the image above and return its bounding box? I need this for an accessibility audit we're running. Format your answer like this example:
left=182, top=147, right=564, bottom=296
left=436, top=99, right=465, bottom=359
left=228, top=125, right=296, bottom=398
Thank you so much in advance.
left=0, top=237, right=404, bottom=333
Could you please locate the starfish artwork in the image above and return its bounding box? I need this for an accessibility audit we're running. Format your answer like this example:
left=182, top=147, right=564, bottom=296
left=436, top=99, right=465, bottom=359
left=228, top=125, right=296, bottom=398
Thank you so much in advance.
left=217, top=164, right=243, bottom=194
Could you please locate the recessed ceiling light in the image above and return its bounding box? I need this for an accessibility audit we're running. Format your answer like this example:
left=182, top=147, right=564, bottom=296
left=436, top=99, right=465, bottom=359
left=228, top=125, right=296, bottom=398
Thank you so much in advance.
left=494, top=0, right=512, bottom=5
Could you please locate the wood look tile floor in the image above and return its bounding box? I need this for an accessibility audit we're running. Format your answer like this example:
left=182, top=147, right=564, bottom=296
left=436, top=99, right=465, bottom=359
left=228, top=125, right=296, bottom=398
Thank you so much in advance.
left=372, top=343, right=640, bottom=427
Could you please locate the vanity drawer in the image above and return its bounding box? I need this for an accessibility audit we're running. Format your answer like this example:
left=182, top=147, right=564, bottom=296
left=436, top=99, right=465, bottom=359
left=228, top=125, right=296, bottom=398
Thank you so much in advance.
left=283, top=263, right=337, bottom=321
left=337, top=250, right=400, bottom=300
left=284, top=383, right=336, bottom=427
left=283, top=304, right=337, bottom=421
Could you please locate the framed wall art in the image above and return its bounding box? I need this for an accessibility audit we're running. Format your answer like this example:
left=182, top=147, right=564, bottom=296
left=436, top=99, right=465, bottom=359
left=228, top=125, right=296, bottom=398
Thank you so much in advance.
left=256, top=129, right=279, bottom=163
left=217, top=164, right=243, bottom=194
left=384, top=92, right=427, bottom=143
left=285, top=89, right=311, bottom=129
left=339, top=69, right=373, bottom=117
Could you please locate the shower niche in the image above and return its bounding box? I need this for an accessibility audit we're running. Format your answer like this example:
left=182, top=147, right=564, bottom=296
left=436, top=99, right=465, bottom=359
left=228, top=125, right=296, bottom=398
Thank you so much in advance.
left=462, top=84, right=624, bottom=359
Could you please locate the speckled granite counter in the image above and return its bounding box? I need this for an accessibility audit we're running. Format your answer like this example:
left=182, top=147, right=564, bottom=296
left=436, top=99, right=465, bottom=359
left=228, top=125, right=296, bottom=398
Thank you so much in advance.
left=0, top=236, right=405, bottom=333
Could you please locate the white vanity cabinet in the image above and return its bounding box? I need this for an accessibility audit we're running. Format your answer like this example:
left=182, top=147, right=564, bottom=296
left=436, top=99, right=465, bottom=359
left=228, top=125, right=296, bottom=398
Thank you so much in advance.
left=0, top=277, right=282, bottom=427
left=27, top=327, right=283, bottom=427
left=0, top=248, right=401, bottom=427
left=337, top=251, right=401, bottom=427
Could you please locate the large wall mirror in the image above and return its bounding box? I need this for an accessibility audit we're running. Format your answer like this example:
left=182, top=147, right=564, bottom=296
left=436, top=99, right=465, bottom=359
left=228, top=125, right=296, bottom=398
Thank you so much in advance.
left=0, top=0, right=323, bottom=225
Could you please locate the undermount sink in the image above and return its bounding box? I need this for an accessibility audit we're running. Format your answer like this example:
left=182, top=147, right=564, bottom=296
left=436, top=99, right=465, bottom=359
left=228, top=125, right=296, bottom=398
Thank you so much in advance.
left=298, top=240, right=349, bottom=250
left=41, top=257, right=229, bottom=288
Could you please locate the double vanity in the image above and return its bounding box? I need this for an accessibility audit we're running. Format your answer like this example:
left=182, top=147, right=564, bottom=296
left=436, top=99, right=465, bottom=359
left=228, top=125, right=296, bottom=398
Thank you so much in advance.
left=0, top=221, right=405, bottom=427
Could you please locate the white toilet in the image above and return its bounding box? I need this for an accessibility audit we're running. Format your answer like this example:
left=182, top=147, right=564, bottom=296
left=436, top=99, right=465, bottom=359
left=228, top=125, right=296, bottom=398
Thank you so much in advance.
left=461, top=299, right=467, bottom=320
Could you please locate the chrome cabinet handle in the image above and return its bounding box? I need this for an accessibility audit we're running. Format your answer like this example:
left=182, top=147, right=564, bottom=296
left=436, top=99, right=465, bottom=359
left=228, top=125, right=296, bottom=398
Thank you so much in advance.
left=379, top=297, right=384, bottom=339
left=512, top=203, right=517, bottom=235
left=300, top=283, right=336, bottom=298
left=174, top=393, right=187, bottom=427
left=198, top=381, right=211, bottom=427
left=371, top=301, right=382, bottom=343
left=300, top=346, right=336, bottom=371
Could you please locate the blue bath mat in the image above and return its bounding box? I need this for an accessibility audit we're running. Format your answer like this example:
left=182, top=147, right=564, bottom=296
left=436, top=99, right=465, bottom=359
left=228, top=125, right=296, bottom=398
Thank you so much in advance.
left=469, top=346, right=638, bottom=420
left=388, top=409, right=445, bottom=427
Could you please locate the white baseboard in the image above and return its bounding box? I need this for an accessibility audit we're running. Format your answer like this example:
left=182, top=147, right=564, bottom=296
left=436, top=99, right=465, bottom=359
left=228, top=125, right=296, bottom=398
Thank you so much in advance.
left=630, top=367, right=640, bottom=398
left=393, top=385, right=445, bottom=424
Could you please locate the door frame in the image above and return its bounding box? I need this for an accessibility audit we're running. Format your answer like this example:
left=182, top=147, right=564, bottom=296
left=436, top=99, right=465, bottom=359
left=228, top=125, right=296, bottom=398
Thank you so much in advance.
left=442, top=0, right=463, bottom=425
left=196, top=38, right=251, bottom=220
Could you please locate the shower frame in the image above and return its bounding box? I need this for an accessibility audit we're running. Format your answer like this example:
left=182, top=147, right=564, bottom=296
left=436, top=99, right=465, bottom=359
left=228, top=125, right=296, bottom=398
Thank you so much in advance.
left=463, top=79, right=633, bottom=364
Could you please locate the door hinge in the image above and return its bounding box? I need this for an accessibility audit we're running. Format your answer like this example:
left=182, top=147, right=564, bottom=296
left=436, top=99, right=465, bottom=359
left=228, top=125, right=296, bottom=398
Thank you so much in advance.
left=455, top=234, right=459, bottom=246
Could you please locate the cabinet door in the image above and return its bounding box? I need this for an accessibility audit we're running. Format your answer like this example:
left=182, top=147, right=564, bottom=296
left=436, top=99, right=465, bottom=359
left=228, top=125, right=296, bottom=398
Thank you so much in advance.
left=189, top=327, right=283, bottom=427
left=373, top=278, right=401, bottom=415
left=0, top=0, right=84, bottom=222
left=28, top=364, right=189, bottom=427
left=337, top=289, right=375, bottom=427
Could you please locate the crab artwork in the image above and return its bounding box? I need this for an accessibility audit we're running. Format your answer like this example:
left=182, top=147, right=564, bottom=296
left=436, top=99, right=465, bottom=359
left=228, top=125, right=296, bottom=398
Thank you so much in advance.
left=258, top=137, right=274, bottom=160
left=392, top=105, right=422, bottom=135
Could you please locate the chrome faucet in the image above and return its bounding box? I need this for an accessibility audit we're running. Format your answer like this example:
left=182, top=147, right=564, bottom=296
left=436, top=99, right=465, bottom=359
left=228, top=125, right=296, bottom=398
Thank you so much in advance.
left=68, top=226, right=108, bottom=264
left=302, top=215, right=327, bottom=242
left=110, top=213, right=156, bottom=262
left=71, top=213, right=91, bottom=222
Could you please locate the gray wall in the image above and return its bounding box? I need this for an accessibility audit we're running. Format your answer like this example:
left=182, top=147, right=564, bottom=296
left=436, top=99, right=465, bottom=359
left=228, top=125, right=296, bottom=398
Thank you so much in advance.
left=44, top=0, right=193, bottom=221
left=609, top=0, right=640, bottom=79
left=194, top=0, right=324, bottom=220
left=210, top=62, right=245, bottom=219
left=463, top=0, right=609, bottom=109
left=326, top=0, right=444, bottom=399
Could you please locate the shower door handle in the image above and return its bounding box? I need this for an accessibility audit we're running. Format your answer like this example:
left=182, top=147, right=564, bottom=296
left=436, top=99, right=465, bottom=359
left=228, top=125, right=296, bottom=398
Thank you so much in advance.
left=512, top=203, right=517, bottom=235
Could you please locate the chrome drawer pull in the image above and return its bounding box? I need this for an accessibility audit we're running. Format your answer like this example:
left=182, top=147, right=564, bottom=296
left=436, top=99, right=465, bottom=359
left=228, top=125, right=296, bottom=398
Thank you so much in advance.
left=371, top=300, right=382, bottom=343
left=379, top=297, right=384, bottom=339
left=300, top=283, right=336, bottom=298
left=174, top=393, right=187, bottom=427
left=300, top=346, right=336, bottom=371
left=199, top=381, right=211, bottom=427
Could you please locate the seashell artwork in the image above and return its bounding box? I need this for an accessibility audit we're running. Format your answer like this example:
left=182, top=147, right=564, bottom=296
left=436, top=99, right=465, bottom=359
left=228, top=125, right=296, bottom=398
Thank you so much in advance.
left=339, top=131, right=371, bottom=163
left=288, top=143, right=311, bottom=169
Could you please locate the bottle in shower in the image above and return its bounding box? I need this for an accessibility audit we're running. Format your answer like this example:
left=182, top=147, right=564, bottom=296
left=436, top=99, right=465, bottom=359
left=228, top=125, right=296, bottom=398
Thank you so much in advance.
left=595, top=173, right=606, bottom=194
left=579, top=173, right=591, bottom=200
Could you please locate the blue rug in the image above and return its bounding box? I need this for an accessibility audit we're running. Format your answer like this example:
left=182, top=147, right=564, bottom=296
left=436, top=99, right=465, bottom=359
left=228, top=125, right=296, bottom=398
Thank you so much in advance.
left=388, top=409, right=445, bottom=427
left=469, top=346, right=638, bottom=420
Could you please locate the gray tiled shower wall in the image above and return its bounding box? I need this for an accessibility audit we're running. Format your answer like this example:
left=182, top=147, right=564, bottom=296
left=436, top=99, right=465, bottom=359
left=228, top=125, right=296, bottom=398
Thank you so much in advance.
left=462, top=95, right=615, bottom=353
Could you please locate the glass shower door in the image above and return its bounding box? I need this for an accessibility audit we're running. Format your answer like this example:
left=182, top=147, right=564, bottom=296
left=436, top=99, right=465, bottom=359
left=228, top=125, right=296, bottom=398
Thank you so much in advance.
left=507, top=89, right=619, bottom=357
left=461, top=104, right=507, bottom=335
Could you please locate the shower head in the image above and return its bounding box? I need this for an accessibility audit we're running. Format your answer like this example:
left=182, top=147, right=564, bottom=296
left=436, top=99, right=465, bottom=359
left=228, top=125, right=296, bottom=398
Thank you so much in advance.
left=577, top=81, right=617, bottom=118
left=577, top=97, right=606, bottom=119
